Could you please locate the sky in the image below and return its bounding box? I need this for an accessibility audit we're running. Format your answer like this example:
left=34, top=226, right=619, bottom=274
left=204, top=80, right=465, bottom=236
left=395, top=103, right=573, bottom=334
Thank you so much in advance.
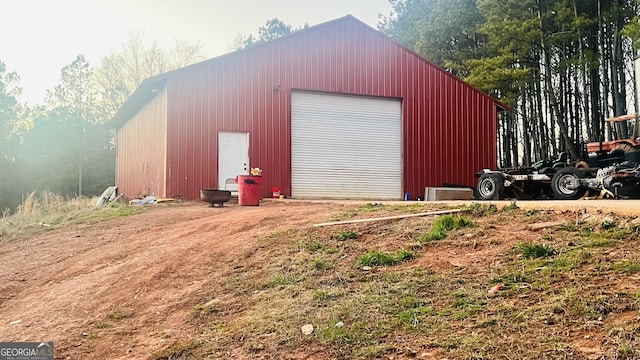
left=1, top=0, right=394, bottom=105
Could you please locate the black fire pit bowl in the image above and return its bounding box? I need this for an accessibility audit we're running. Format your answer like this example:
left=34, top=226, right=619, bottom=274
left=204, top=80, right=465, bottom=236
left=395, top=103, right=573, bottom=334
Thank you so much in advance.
left=200, top=189, right=232, bottom=207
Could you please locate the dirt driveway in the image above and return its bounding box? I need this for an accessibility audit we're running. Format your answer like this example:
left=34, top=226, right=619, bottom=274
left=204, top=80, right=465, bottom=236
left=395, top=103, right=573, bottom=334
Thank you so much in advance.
left=0, top=199, right=638, bottom=359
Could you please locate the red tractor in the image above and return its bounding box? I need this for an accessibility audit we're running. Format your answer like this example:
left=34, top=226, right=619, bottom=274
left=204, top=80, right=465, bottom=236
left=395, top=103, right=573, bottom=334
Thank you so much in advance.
left=586, top=114, right=640, bottom=154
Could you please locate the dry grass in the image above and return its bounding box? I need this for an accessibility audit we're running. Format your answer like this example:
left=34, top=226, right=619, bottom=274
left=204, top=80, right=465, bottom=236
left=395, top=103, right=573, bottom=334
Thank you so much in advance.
left=0, top=191, right=143, bottom=243
left=154, top=203, right=640, bottom=359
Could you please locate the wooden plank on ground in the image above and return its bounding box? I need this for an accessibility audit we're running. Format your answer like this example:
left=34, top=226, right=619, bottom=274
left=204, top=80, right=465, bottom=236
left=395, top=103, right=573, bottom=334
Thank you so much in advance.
left=313, top=209, right=465, bottom=228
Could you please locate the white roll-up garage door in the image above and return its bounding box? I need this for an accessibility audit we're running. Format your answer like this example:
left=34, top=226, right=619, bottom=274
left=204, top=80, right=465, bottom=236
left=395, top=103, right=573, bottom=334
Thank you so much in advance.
left=291, top=91, right=402, bottom=199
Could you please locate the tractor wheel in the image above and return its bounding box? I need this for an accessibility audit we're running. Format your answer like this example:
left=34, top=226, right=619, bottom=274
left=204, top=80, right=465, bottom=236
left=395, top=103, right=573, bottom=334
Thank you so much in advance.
left=613, top=143, right=635, bottom=153
left=551, top=168, right=587, bottom=200
left=514, top=182, right=541, bottom=200
left=476, top=173, right=504, bottom=200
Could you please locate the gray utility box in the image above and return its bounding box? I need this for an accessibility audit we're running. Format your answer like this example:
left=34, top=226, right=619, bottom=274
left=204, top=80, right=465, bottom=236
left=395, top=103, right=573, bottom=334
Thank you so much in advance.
left=425, top=187, right=474, bottom=201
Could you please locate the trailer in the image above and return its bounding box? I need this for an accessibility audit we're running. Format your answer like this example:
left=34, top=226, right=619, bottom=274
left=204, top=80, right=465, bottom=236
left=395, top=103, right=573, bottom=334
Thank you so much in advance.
left=476, top=113, right=640, bottom=201
left=476, top=146, right=640, bottom=201
left=475, top=153, right=570, bottom=200
left=551, top=150, right=640, bottom=199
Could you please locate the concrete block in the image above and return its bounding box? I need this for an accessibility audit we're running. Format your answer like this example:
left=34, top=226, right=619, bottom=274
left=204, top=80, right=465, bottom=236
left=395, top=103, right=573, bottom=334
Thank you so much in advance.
left=425, top=187, right=474, bottom=201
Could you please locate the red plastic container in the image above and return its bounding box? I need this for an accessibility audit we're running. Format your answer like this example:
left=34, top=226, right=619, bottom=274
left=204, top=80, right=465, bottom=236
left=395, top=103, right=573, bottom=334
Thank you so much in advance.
left=235, top=175, right=263, bottom=206
left=272, top=186, right=281, bottom=198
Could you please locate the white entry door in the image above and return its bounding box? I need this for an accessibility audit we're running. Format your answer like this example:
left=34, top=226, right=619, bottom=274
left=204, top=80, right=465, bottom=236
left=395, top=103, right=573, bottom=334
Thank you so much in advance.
left=218, top=131, right=249, bottom=192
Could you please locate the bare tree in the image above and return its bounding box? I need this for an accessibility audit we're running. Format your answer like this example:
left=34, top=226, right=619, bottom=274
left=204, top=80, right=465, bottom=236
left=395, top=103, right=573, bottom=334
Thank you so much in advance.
left=94, top=32, right=205, bottom=118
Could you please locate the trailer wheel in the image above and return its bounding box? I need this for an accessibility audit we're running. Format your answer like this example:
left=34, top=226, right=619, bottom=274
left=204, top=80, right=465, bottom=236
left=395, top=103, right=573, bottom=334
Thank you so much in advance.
left=477, top=173, right=503, bottom=200
left=551, top=168, right=587, bottom=200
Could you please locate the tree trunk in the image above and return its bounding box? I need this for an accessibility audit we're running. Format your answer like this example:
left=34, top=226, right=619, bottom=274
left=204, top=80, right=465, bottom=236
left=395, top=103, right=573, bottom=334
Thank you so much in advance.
left=541, top=36, right=580, bottom=160
left=611, top=21, right=628, bottom=137
left=522, top=89, right=531, bottom=166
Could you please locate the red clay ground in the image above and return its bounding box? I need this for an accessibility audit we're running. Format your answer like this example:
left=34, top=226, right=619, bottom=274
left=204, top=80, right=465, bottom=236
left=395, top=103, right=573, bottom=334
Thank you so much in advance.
left=0, top=199, right=639, bottom=359
left=0, top=201, right=338, bottom=359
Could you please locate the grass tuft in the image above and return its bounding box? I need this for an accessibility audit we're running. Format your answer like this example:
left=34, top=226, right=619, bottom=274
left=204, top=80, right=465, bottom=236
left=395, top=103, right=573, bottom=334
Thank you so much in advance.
left=359, top=203, right=385, bottom=212
left=418, top=215, right=475, bottom=243
left=191, top=302, right=218, bottom=316
left=319, top=325, right=357, bottom=345
left=502, top=200, right=519, bottom=212
left=310, top=241, right=325, bottom=251
left=397, top=305, right=433, bottom=329
left=612, top=261, right=640, bottom=274
left=418, top=229, right=447, bottom=242
left=335, top=230, right=358, bottom=241
left=153, top=339, right=202, bottom=360
left=265, top=273, right=299, bottom=288
left=461, top=202, right=498, bottom=217
left=313, top=259, right=332, bottom=271
left=356, top=249, right=416, bottom=267
left=105, top=308, right=131, bottom=321
left=518, top=243, right=556, bottom=259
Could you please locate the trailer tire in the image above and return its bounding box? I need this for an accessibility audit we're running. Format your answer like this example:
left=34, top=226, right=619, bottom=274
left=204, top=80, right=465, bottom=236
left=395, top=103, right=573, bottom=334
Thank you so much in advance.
left=551, top=167, right=587, bottom=200
left=477, top=173, right=504, bottom=200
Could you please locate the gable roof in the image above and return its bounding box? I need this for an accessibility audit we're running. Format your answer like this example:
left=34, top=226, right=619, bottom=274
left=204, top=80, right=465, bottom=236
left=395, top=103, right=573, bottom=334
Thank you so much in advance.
left=111, top=15, right=509, bottom=129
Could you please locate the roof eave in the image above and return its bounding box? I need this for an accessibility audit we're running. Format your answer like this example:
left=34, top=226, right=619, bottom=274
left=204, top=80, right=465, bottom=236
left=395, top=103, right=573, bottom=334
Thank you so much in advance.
left=109, top=77, right=168, bottom=129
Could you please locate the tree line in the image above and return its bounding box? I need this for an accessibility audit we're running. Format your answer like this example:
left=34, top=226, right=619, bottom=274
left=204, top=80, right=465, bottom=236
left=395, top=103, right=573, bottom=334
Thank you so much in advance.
left=0, top=35, right=205, bottom=213
left=380, top=0, right=640, bottom=168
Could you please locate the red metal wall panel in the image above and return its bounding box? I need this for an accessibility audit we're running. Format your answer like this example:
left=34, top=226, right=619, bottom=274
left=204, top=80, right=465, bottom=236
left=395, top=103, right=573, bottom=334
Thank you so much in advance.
left=152, top=16, right=499, bottom=200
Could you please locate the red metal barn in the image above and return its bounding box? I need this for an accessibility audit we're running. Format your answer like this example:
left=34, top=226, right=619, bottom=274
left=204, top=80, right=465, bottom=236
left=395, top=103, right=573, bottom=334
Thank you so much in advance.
left=112, top=15, right=506, bottom=201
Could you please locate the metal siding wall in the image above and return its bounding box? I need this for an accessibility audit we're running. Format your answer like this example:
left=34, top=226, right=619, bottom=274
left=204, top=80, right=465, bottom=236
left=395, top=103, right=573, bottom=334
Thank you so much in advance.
left=160, top=17, right=499, bottom=200
left=116, top=88, right=167, bottom=198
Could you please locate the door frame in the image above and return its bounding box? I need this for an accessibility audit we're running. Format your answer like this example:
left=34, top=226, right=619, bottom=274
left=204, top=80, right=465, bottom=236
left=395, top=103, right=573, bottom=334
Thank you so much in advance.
left=218, top=131, right=249, bottom=192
